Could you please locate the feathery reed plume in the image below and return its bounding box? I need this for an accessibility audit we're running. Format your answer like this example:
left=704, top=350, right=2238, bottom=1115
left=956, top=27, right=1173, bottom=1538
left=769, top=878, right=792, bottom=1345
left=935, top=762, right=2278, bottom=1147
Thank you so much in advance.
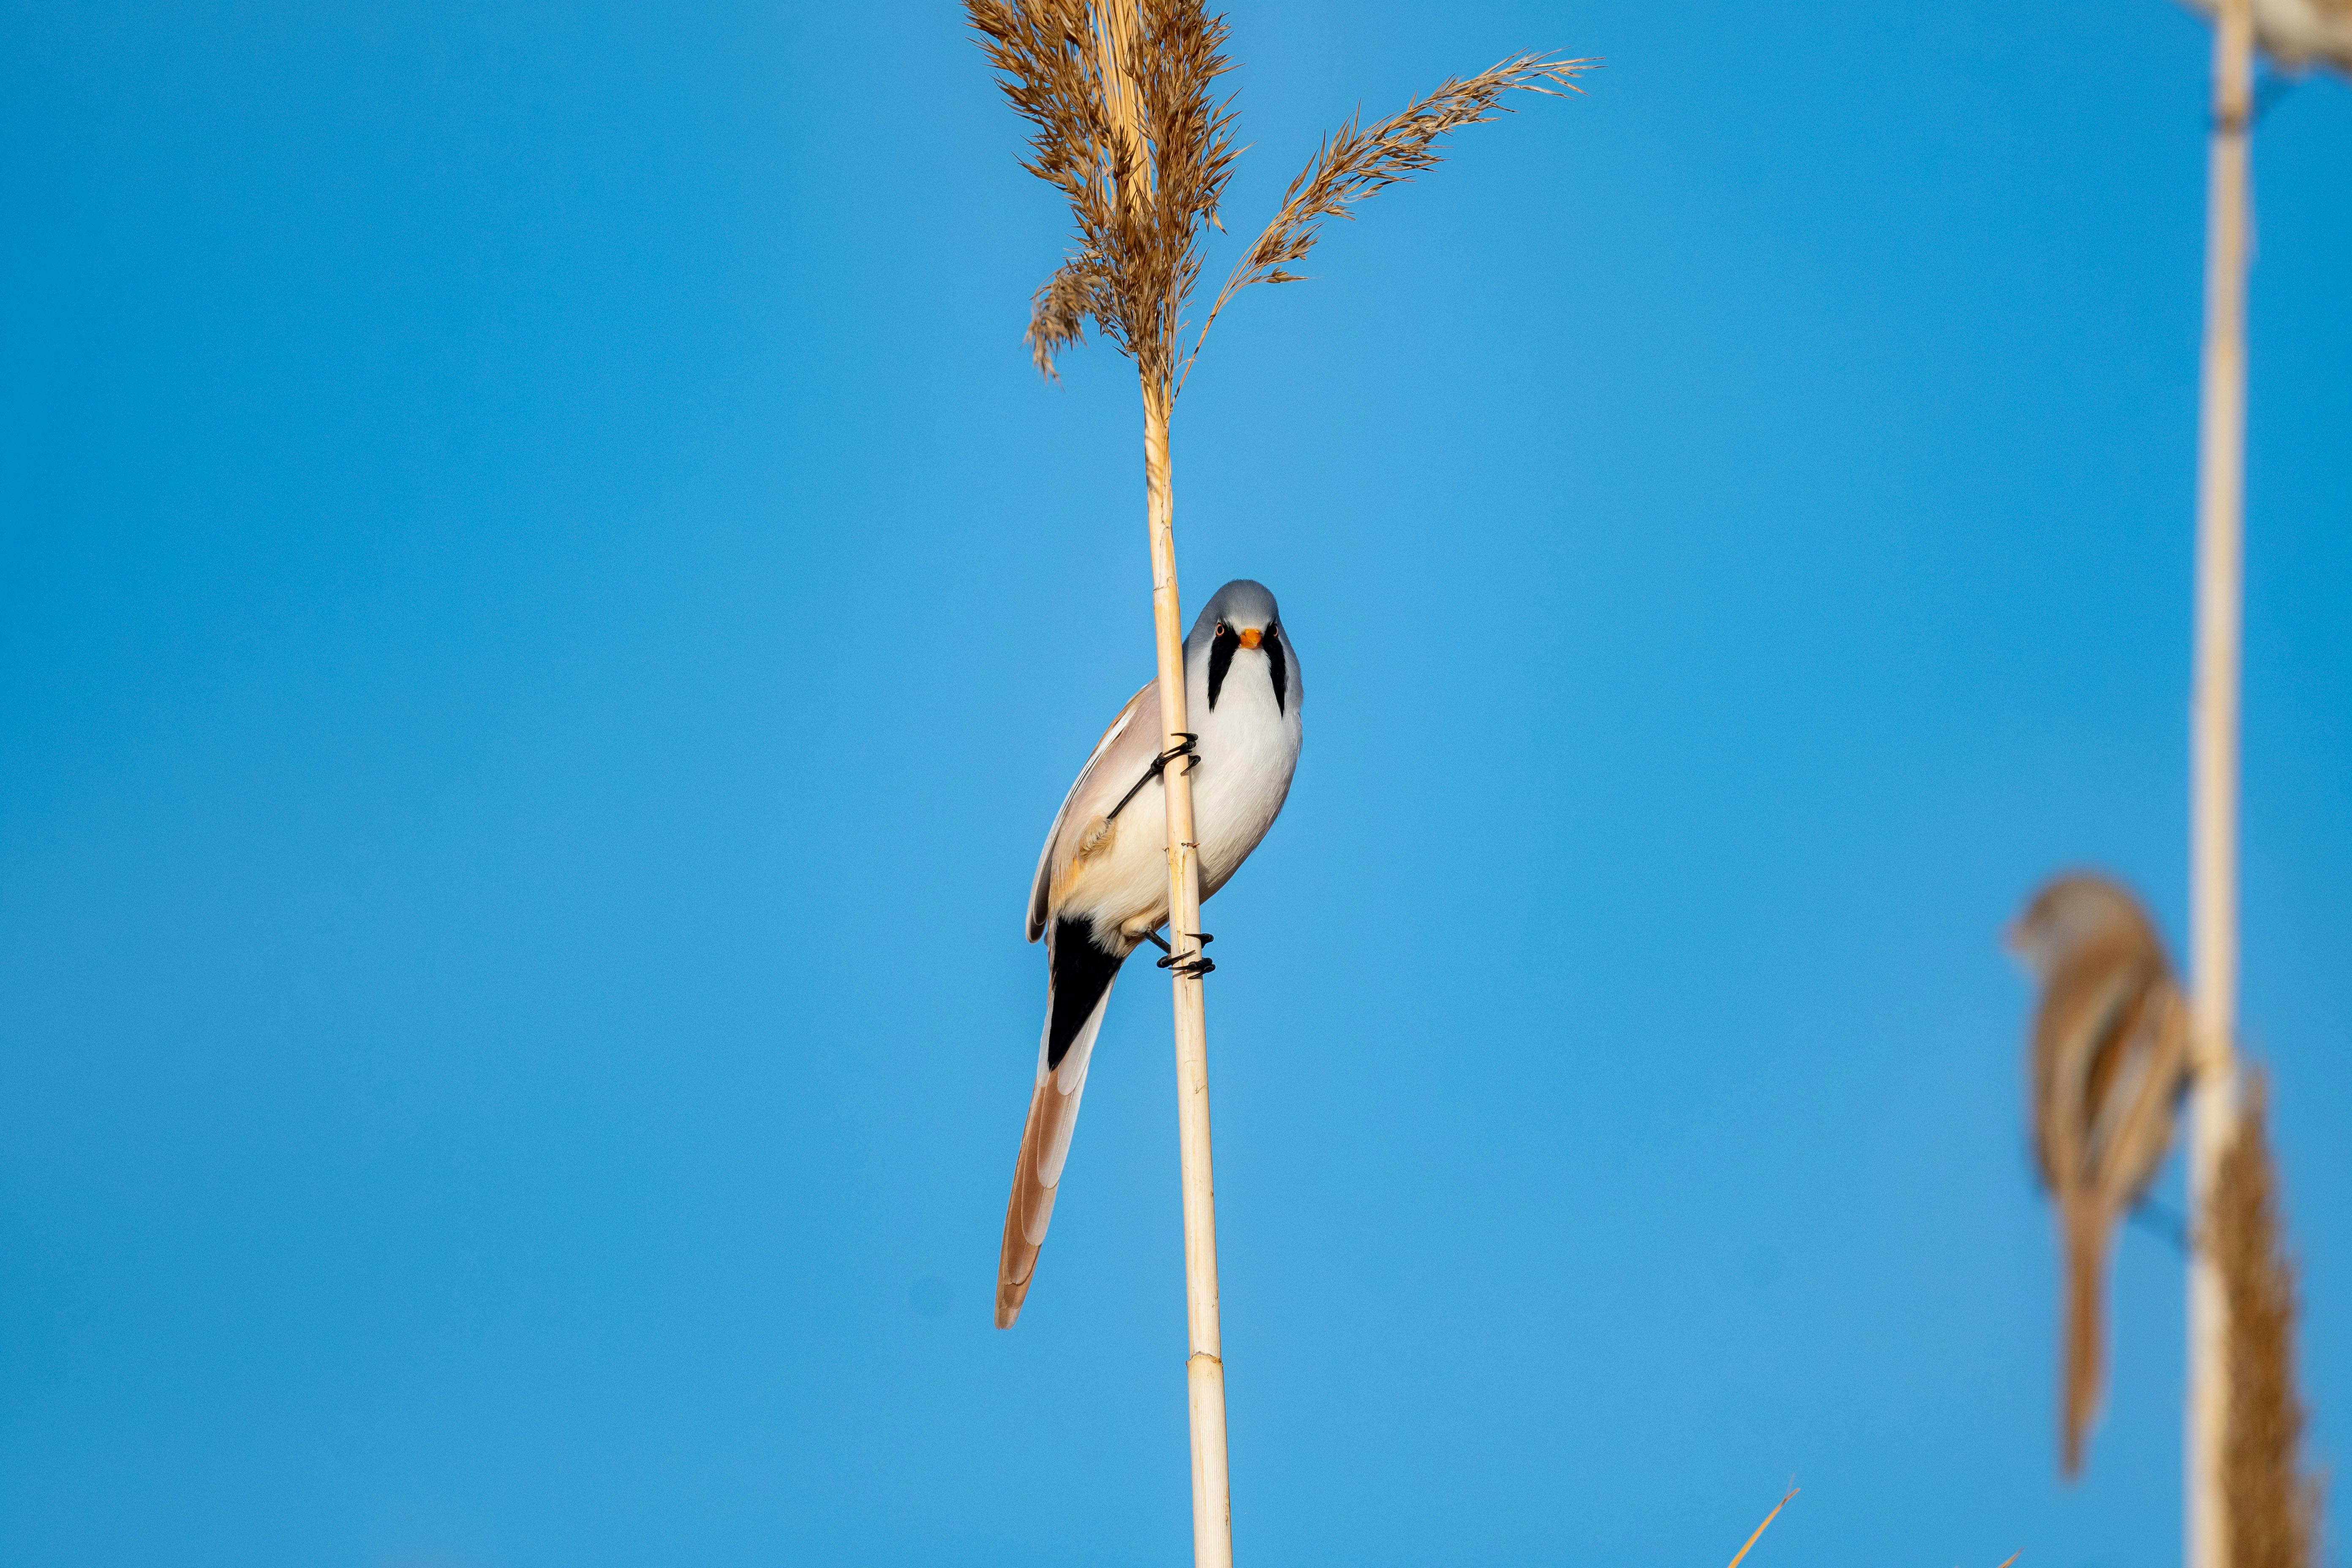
left=2009, top=872, right=2194, bottom=1478
left=1191, top=52, right=1593, bottom=366
left=965, top=0, right=1240, bottom=384
left=965, top=8, right=1585, bottom=1561
left=2213, top=1075, right=2322, bottom=1568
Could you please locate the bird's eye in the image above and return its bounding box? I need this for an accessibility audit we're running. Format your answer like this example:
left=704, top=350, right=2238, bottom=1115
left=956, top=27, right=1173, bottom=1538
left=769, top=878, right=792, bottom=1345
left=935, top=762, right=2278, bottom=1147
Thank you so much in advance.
left=1216, top=621, right=1229, bottom=636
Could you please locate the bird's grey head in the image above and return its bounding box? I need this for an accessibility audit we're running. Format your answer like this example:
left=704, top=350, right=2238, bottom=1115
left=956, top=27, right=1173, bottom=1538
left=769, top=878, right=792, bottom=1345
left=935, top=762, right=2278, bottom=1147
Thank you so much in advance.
left=2007, top=873, right=2150, bottom=978
left=1186, top=579, right=1299, bottom=716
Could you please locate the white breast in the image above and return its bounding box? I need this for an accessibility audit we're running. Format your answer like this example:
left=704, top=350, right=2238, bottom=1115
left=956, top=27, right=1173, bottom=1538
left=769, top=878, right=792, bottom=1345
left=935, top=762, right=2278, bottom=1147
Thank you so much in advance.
left=1051, top=645, right=1302, bottom=945
left=1189, top=648, right=1302, bottom=900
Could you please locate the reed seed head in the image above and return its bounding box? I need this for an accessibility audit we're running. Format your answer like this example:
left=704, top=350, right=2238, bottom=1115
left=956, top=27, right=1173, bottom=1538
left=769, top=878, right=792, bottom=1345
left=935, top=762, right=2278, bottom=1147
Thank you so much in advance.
left=964, top=0, right=1240, bottom=386
left=966, top=3, right=1593, bottom=392
left=2214, top=1075, right=2322, bottom=1568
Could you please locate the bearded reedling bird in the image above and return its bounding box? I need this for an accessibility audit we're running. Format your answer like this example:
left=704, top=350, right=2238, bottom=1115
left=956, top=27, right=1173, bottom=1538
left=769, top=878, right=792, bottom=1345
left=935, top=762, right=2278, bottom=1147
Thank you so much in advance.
left=996, top=580, right=1303, bottom=1329
left=2009, top=873, right=2196, bottom=1478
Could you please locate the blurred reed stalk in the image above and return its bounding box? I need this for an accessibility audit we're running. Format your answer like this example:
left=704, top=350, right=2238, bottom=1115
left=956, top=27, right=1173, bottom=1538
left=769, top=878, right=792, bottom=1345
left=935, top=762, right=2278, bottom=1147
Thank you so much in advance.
left=2187, top=0, right=2254, bottom=1564
left=1724, top=1488, right=1797, bottom=1568
left=963, top=7, right=1587, bottom=1560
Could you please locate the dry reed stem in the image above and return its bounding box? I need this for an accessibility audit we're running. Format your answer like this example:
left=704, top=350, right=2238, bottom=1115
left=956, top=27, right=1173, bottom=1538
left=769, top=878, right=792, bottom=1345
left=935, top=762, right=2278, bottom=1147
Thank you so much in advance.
left=2211, top=1076, right=2321, bottom=1568
left=2189, top=2, right=2255, bottom=1561
left=1726, top=1488, right=1798, bottom=1568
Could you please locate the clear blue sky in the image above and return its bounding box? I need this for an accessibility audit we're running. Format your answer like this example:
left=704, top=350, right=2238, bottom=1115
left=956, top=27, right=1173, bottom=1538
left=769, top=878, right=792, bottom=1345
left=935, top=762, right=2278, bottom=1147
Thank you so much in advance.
left=3, top=3, right=2347, bottom=1565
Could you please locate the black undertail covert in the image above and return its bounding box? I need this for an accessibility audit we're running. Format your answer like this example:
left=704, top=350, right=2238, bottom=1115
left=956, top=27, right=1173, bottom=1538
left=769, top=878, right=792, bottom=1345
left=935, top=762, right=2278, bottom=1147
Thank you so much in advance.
left=1045, top=917, right=1125, bottom=1070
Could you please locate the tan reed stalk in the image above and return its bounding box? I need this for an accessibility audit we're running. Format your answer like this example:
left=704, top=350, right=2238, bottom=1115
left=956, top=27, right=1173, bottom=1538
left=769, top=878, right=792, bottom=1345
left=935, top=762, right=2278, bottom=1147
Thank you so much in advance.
left=2187, top=1, right=2254, bottom=1564
left=2212, top=1076, right=2321, bottom=1568
left=1723, top=1488, right=1797, bottom=1568
left=963, top=9, right=1588, bottom=1560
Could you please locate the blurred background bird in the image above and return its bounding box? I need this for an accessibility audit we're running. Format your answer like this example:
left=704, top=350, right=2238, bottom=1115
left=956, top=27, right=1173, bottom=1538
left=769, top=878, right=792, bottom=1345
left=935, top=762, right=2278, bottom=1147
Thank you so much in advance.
left=2009, top=873, right=2196, bottom=1478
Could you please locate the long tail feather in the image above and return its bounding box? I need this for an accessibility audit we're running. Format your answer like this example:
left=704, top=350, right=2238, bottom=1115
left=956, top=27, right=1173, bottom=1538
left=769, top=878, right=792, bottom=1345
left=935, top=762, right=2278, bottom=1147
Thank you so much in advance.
left=2061, top=1204, right=2112, bottom=1478
left=996, top=978, right=1116, bottom=1328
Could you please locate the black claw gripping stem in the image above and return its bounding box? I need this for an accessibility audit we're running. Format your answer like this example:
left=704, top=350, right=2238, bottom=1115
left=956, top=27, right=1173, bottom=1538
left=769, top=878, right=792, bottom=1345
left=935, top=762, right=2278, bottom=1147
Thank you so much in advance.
left=1144, top=928, right=1215, bottom=977
left=1103, top=733, right=1200, bottom=825
left=1115, top=734, right=1213, bottom=977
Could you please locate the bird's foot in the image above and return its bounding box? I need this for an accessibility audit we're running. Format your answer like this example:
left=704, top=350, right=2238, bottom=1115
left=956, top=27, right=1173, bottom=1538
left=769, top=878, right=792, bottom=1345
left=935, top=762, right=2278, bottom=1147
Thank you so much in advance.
left=1104, top=734, right=1201, bottom=824
left=1154, top=931, right=1214, bottom=977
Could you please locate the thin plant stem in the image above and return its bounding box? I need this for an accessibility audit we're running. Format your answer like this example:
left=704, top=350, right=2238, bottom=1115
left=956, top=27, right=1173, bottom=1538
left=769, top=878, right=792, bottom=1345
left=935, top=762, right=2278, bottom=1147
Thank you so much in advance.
left=2188, top=0, right=2254, bottom=1565
left=1089, top=10, right=1232, bottom=1559
left=1725, top=1489, right=1797, bottom=1568
left=1143, top=373, right=1230, bottom=1568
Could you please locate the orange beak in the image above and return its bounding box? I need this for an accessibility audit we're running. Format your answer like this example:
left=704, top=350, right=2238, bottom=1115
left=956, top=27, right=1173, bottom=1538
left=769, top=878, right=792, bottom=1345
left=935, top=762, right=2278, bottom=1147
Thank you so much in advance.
left=1237, top=628, right=1263, bottom=649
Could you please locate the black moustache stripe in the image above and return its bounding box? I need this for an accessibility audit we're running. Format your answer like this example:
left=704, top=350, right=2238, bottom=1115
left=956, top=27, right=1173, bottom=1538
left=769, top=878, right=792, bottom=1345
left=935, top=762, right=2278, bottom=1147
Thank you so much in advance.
left=1264, top=626, right=1287, bottom=715
left=1206, top=623, right=1239, bottom=710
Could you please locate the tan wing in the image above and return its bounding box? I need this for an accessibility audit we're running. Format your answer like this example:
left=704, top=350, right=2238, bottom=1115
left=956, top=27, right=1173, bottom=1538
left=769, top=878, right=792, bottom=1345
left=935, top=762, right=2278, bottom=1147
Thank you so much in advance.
left=2055, top=977, right=2187, bottom=1478
left=2032, top=925, right=2166, bottom=1190
left=1027, top=681, right=1161, bottom=942
left=2085, top=980, right=2191, bottom=1209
